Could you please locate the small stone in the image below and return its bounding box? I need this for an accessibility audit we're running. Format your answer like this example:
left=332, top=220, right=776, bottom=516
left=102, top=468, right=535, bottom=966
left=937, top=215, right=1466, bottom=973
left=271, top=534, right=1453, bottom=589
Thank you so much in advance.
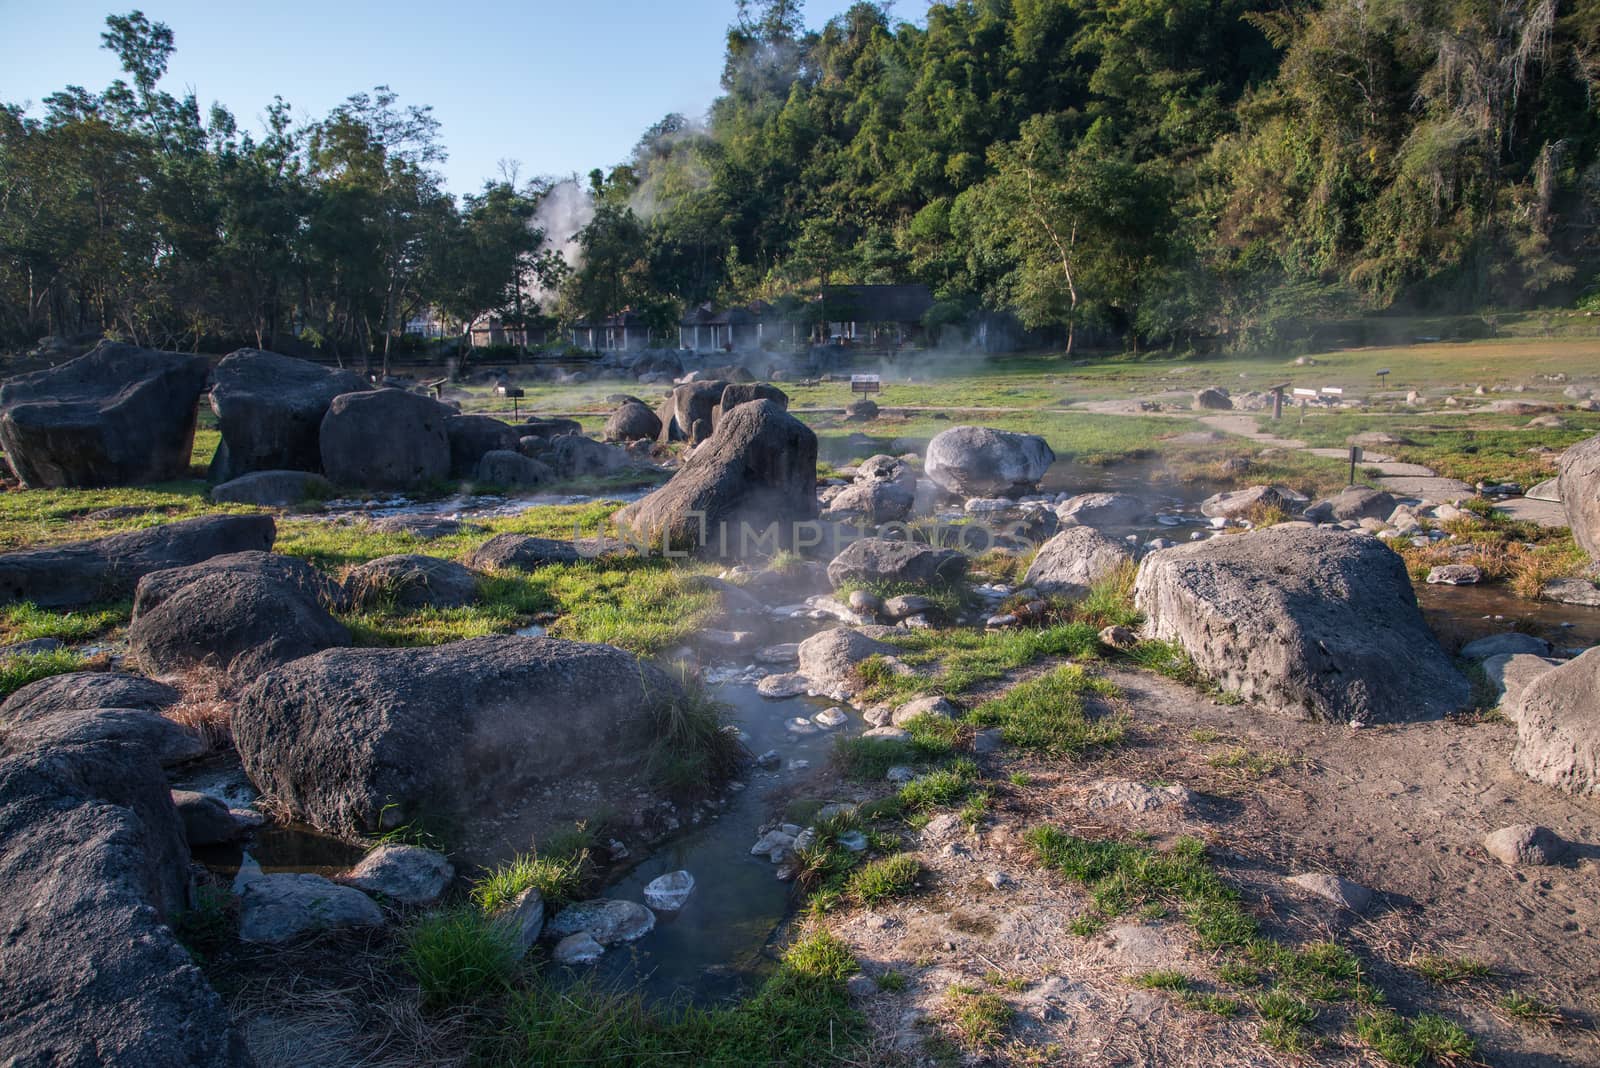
left=341, top=844, right=455, bottom=906
left=492, top=887, right=546, bottom=959
left=544, top=899, right=656, bottom=945
left=837, top=831, right=869, bottom=853
left=170, top=789, right=246, bottom=846
left=891, top=696, right=957, bottom=727
left=553, top=932, right=605, bottom=964
left=238, top=873, right=385, bottom=944
left=786, top=716, right=820, bottom=734
left=847, top=589, right=883, bottom=615
left=987, top=871, right=1012, bottom=890
left=758, top=673, right=812, bottom=699
left=750, top=829, right=797, bottom=862
left=1098, top=625, right=1138, bottom=650
left=862, top=726, right=911, bottom=742
left=1482, top=825, right=1568, bottom=866
left=1286, top=872, right=1373, bottom=913
left=972, top=727, right=1003, bottom=754
left=756, top=643, right=800, bottom=665
left=643, top=870, right=695, bottom=911
left=1427, top=564, right=1482, bottom=586
left=814, top=707, right=850, bottom=728
left=885, top=765, right=915, bottom=784
left=754, top=749, right=781, bottom=770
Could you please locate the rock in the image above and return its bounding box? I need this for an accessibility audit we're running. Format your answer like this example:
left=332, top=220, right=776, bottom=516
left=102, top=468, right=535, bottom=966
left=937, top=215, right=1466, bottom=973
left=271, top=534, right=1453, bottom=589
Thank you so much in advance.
left=475, top=449, right=553, bottom=488
left=750, top=828, right=797, bottom=860
left=1481, top=653, right=1562, bottom=709
left=0, top=341, right=209, bottom=487
left=553, top=931, right=606, bottom=964
left=892, top=696, right=957, bottom=727
left=1199, top=484, right=1303, bottom=519
left=0, top=705, right=203, bottom=768
left=320, top=389, right=452, bottom=490
left=210, top=469, right=334, bottom=506
left=814, top=707, right=850, bottom=728
left=924, top=426, right=1055, bottom=497
left=821, top=480, right=915, bottom=523
left=987, top=871, right=1012, bottom=890
left=856, top=454, right=917, bottom=490
left=547, top=435, right=629, bottom=479
left=1286, top=872, right=1372, bottom=913
left=1481, top=825, right=1568, bottom=866
left=446, top=414, right=522, bottom=478
left=614, top=400, right=817, bottom=556
left=886, top=765, right=915, bottom=784
left=1099, top=625, right=1138, bottom=650
left=1557, top=432, right=1600, bottom=558
left=1303, top=486, right=1398, bottom=524
left=0, top=637, right=62, bottom=658
left=719, top=383, right=788, bottom=418
left=1541, top=577, right=1600, bottom=606
left=826, top=538, right=967, bottom=588
left=1509, top=646, right=1600, bottom=797
left=344, top=554, right=478, bottom=610
left=0, top=513, right=276, bottom=610
left=756, top=642, right=800, bottom=665
left=514, top=416, right=584, bottom=441
left=972, top=727, right=1003, bottom=754
left=238, top=872, right=385, bottom=943
left=468, top=534, right=586, bottom=571
left=0, top=670, right=178, bottom=724
left=669, top=381, right=729, bottom=443
left=1427, top=563, right=1483, bottom=586
left=1086, top=780, right=1193, bottom=813
left=844, top=398, right=880, bottom=421
left=128, top=552, right=349, bottom=678
left=1192, top=387, right=1233, bottom=411
left=234, top=636, right=695, bottom=839
left=369, top=515, right=484, bottom=540
left=757, top=672, right=812, bottom=699
left=1134, top=527, right=1468, bottom=722
left=862, top=726, right=912, bottom=742
left=341, top=844, right=455, bottom=906
left=492, top=887, right=546, bottom=959
left=1461, top=632, right=1552, bottom=660
left=1023, top=527, right=1132, bottom=599
left=754, top=750, right=782, bottom=771
left=882, top=594, right=937, bottom=621
left=604, top=401, right=662, bottom=443
left=132, top=549, right=343, bottom=614
left=797, top=627, right=897, bottom=700
left=643, top=870, right=695, bottom=911
left=1526, top=478, right=1561, bottom=503
left=208, top=349, right=369, bottom=481
left=0, top=730, right=250, bottom=1065
left=1056, top=492, right=1146, bottom=528
left=544, top=899, right=656, bottom=945
left=171, top=789, right=246, bottom=845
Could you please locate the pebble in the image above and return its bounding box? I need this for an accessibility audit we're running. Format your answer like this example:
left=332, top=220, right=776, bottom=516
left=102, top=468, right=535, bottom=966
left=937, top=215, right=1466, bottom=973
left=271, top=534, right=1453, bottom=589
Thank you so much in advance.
left=785, top=716, right=820, bottom=734
left=754, top=749, right=781, bottom=770
left=987, top=871, right=1013, bottom=890
left=1482, top=825, right=1568, bottom=866
left=814, top=707, right=850, bottom=728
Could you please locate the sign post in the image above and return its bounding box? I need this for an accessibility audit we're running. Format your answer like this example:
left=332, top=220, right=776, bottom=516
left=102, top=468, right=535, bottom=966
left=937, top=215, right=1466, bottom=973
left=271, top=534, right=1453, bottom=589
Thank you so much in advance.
left=1349, top=445, right=1363, bottom=485
left=1267, top=382, right=1290, bottom=421
left=1292, top=387, right=1318, bottom=424
left=850, top=374, right=882, bottom=396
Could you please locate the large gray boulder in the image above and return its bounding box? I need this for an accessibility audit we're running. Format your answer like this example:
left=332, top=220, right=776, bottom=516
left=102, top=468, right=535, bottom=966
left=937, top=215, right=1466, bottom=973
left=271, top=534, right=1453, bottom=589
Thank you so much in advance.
left=1200, top=484, right=1305, bottom=520
left=0, top=670, right=179, bottom=725
left=467, top=534, right=584, bottom=571
left=0, top=733, right=250, bottom=1064
left=1133, top=527, right=1468, bottom=722
left=797, top=627, right=899, bottom=700
left=132, top=550, right=343, bottom=616
left=0, top=674, right=202, bottom=767
left=343, top=554, right=477, bottom=610
left=446, top=414, right=522, bottom=479
left=716, top=383, right=788, bottom=425
left=476, top=449, right=553, bottom=487
left=614, top=400, right=817, bottom=557
left=603, top=401, right=662, bottom=443
left=925, top=426, right=1055, bottom=497
left=0, top=514, right=276, bottom=609
left=547, top=435, right=629, bottom=479
left=233, top=636, right=695, bottom=840
left=671, top=381, right=729, bottom=444
left=1509, top=646, right=1600, bottom=797
left=826, top=538, right=967, bottom=589
left=822, top=480, right=914, bottom=523
left=320, top=388, right=451, bottom=490
left=236, top=871, right=384, bottom=944
left=1558, top=432, right=1600, bottom=558
left=0, top=341, right=209, bottom=488
left=208, top=348, right=368, bottom=482
left=209, top=469, right=333, bottom=506
left=129, top=552, right=350, bottom=678
left=1024, top=527, right=1133, bottom=599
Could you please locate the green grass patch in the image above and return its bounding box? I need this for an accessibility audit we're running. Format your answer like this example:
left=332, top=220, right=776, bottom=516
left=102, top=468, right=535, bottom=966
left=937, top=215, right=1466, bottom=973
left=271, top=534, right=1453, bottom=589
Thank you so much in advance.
left=1, top=601, right=128, bottom=643
left=846, top=854, right=922, bottom=905
left=855, top=622, right=1101, bottom=704
left=404, top=908, right=521, bottom=1009
left=1354, top=1009, right=1477, bottom=1066
left=493, top=929, right=863, bottom=1065
left=942, top=984, right=1013, bottom=1048
left=1496, top=990, right=1563, bottom=1024
left=0, top=648, right=91, bottom=698
left=473, top=851, right=589, bottom=914
left=1411, top=953, right=1491, bottom=985
left=1134, top=970, right=1191, bottom=992
left=968, top=663, right=1126, bottom=755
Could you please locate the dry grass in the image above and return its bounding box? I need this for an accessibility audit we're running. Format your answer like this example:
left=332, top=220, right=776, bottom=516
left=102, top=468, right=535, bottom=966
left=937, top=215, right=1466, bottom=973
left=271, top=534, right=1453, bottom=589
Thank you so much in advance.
left=163, top=665, right=240, bottom=751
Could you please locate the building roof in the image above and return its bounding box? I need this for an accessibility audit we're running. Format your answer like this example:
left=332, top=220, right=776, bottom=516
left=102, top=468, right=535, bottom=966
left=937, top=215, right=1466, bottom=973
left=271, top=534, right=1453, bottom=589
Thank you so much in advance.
left=819, top=284, right=934, bottom=324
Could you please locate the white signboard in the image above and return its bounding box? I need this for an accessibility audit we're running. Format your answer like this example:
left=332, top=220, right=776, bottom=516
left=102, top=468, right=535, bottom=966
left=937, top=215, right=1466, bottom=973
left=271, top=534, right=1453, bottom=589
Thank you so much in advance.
left=1292, top=388, right=1319, bottom=398
left=850, top=374, right=881, bottom=384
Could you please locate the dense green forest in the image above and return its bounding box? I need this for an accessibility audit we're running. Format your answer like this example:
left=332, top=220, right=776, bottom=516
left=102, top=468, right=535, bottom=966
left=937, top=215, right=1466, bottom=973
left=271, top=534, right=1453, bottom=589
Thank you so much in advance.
left=4, top=2, right=1599, bottom=357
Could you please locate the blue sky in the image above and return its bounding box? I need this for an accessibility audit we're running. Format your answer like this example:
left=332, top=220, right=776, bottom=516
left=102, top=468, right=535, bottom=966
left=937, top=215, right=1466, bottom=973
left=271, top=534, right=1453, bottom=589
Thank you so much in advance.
left=1, top=0, right=878, bottom=195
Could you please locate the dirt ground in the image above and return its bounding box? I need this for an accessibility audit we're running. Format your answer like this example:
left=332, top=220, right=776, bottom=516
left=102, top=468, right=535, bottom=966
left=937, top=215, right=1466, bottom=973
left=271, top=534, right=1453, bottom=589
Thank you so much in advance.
left=827, top=664, right=1600, bottom=1067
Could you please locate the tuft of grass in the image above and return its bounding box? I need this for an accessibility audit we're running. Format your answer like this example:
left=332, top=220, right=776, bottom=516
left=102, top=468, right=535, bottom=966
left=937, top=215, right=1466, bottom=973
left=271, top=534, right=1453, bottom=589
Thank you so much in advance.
left=0, top=601, right=128, bottom=643
left=404, top=909, right=521, bottom=1009
left=647, top=670, right=746, bottom=795
left=876, top=970, right=907, bottom=993
left=1496, top=990, right=1563, bottom=1025
left=472, top=850, right=589, bottom=914
left=897, top=759, right=979, bottom=813
left=1188, top=728, right=1222, bottom=744
left=943, top=984, right=1012, bottom=1048
left=1185, top=991, right=1241, bottom=1017
left=1354, top=1009, right=1477, bottom=1066
left=1411, top=953, right=1491, bottom=985
left=1134, top=970, right=1191, bottom=992
left=1068, top=562, right=1141, bottom=629
left=1207, top=746, right=1292, bottom=778
left=0, top=648, right=91, bottom=698
left=968, top=663, right=1125, bottom=755
left=855, top=622, right=1101, bottom=704
left=1007, top=771, right=1032, bottom=786
left=834, top=736, right=916, bottom=781
left=847, top=854, right=922, bottom=905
